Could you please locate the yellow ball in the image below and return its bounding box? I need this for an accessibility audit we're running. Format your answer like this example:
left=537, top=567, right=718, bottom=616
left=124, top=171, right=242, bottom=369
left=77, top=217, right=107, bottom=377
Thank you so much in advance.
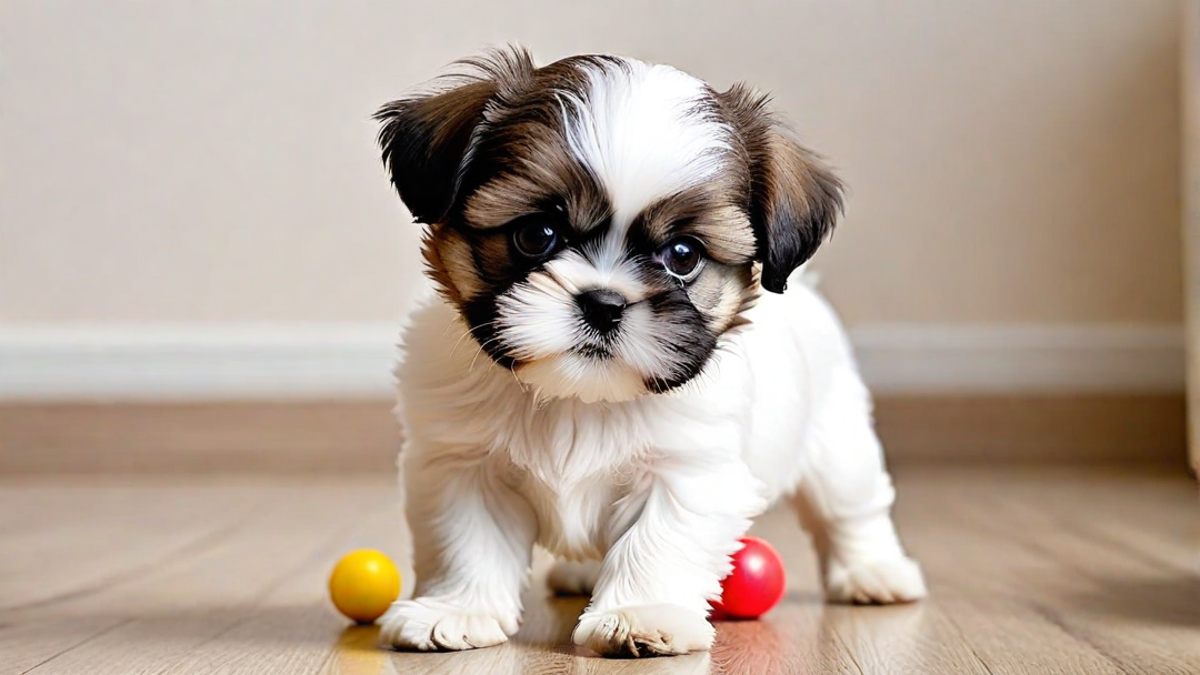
left=328, top=549, right=402, bottom=623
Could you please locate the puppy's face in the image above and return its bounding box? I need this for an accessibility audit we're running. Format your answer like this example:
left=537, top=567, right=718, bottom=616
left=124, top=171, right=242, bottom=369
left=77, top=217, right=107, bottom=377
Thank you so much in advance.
left=378, top=49, right=842, bottom=402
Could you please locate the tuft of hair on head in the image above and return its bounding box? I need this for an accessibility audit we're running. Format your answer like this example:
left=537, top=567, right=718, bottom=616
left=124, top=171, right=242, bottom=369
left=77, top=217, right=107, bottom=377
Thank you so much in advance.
left=717, top=84, right=844, bottom=294
left=374, top=45, right=537, bottom=225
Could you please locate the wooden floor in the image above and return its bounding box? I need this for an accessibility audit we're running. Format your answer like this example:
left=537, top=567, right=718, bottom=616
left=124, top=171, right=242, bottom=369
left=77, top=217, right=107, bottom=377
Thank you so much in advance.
left=2, top=465, right=1198, bottom=675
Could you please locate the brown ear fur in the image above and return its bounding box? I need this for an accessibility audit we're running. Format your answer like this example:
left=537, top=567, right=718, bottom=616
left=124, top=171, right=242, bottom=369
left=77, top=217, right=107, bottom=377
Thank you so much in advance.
left=718, top=84, right=844, bottom=293
left=374, top=47, right=536, bottom=225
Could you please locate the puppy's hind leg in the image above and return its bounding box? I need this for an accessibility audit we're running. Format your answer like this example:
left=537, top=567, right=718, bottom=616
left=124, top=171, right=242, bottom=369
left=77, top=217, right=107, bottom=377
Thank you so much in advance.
left=790, top=370, right=926, bottom=605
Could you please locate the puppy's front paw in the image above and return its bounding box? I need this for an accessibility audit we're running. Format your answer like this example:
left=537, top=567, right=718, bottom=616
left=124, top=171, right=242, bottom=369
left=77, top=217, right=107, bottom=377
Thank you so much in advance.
left=573, top=604, right=714, bottom=658
left=378, top=598, right=514, bottom=651
left=825, top=555, right=927, bottom=604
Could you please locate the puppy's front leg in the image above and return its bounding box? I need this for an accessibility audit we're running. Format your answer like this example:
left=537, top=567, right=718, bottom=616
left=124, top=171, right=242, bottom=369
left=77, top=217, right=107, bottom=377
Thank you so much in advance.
left=380, top=452, right=536, bottom=651
left=573, top=462, right=764, bottom=658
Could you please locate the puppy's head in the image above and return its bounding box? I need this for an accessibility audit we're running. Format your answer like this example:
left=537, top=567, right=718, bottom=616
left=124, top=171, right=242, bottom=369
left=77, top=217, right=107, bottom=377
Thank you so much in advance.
left=377, top=48, right=842, bottom=402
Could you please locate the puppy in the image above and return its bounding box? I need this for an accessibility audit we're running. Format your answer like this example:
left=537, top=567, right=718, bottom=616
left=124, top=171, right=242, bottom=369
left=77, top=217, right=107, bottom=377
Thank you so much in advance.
left=375, top=47, right=925, bottom=658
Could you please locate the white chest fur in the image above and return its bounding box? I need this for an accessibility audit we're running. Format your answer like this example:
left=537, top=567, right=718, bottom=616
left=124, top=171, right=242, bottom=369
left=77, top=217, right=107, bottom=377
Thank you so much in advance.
left=396, top=297, right=766, bottom=560
left=393, top=281, right=878, bottom=559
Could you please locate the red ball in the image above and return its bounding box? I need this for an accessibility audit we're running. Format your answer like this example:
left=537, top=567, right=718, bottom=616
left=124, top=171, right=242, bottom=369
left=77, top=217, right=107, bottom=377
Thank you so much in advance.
left=711, top=536, right=786, bottom=619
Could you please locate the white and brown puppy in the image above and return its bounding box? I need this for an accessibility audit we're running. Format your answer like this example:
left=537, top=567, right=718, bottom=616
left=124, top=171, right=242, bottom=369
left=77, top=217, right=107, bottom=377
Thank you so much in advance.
left=376, top=48, right=925, bottom=658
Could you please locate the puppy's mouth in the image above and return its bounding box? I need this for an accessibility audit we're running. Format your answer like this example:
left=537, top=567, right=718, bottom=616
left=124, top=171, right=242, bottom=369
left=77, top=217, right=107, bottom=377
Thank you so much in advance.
left=573, top=342, right=614, bottom=359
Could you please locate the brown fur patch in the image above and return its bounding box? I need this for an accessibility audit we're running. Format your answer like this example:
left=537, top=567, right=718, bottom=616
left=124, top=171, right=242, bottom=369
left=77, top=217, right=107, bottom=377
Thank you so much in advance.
left=420, top=228, right=458, bottom=305
left=462, top=132, right=609, bottom=235
left=456, top=59, right=614, bottom=238
left=424, top=226, right=484, bottom=303
left=715, top=83, right=843, bottom=293
left=634, top=186, right=756, bottom=265
left=687, top=262, right=757, bottom=334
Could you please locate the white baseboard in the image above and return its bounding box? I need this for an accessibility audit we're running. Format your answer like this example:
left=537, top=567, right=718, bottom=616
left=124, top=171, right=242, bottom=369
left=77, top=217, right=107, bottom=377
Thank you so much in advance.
left=852, top=324, right=1185, bottom=394
left=0, top=323, right=1185, bottom=400
left=0, top=325, right=400, bottom=401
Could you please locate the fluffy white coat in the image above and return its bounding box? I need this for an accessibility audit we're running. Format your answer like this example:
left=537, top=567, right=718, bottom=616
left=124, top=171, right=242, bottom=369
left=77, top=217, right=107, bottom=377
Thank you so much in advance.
left=377, top=53, right=924, bottom=658
left=380, top=278, right=926, bottom=656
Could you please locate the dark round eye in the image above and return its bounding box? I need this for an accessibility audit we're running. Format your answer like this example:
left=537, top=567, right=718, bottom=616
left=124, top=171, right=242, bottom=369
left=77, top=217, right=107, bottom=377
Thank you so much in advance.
left=659, top=237, right=704, bottom=278
left=512, top=221, right=559, bottom=258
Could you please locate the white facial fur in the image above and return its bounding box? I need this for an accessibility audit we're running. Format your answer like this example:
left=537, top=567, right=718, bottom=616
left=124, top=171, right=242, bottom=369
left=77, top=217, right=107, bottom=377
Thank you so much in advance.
left=495, top=247, right=705, bottom=403
left=561, top=60, right=731, bottom=228
left=493, top=58, right=735, bottom=402
left=494, top=250, right=650, bottom=403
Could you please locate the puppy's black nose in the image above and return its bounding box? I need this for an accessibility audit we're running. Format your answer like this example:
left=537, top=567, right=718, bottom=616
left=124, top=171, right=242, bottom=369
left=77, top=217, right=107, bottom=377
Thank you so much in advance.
left=576, top=289, right=627, bottom=334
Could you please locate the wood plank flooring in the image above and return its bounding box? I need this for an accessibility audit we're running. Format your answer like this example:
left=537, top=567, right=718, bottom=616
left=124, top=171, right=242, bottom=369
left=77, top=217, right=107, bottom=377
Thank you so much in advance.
left=1, top=465, right=1197, bottom=674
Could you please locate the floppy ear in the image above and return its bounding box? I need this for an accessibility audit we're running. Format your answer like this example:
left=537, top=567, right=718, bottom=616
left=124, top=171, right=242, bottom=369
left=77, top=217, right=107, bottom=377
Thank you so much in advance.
left=719, top=85, right=844, bottom=293
left=374, top=80, right=496, bottom=224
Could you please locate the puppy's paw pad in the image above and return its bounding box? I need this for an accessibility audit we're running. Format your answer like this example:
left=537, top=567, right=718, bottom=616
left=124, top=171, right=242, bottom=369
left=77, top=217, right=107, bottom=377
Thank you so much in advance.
left=378, top=599, right=511, bottom=651
left=547, top=560, right=600, bottom=596
left=573, top=604, right=714, bottom=658
left=826, top=555, right=927, bottom=605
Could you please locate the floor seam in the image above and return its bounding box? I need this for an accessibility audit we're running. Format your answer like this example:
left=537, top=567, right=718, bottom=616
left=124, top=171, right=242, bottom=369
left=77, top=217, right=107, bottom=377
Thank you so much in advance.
left=20, top=618, right=134, bottom=675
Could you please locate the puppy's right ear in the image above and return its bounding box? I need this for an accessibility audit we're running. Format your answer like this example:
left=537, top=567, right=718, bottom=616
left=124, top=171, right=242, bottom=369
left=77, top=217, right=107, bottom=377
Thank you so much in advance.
left=374, top=79, right=496, bottom=224
left=718, top=84, right=844, bottom=294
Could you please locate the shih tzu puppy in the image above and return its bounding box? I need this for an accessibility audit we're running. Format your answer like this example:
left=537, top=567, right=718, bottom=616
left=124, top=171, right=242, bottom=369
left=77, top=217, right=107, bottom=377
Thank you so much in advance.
left=375, top=47, right=925, bottom=658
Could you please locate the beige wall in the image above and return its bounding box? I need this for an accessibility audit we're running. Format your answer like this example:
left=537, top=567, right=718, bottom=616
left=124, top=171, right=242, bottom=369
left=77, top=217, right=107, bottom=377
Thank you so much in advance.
left=0, top=0, right=1183, bottom=327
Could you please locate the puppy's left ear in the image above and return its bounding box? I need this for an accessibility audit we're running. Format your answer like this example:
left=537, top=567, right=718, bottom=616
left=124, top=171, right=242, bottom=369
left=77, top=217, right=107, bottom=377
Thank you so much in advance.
left=719, top=85, right=844, bottom=293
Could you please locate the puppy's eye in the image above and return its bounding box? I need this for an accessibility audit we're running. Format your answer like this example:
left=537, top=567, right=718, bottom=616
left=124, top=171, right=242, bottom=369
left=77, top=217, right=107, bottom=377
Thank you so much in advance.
left=658, top=237, right=705, bottom=279
left=513, top=221, right=560, bottom=258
